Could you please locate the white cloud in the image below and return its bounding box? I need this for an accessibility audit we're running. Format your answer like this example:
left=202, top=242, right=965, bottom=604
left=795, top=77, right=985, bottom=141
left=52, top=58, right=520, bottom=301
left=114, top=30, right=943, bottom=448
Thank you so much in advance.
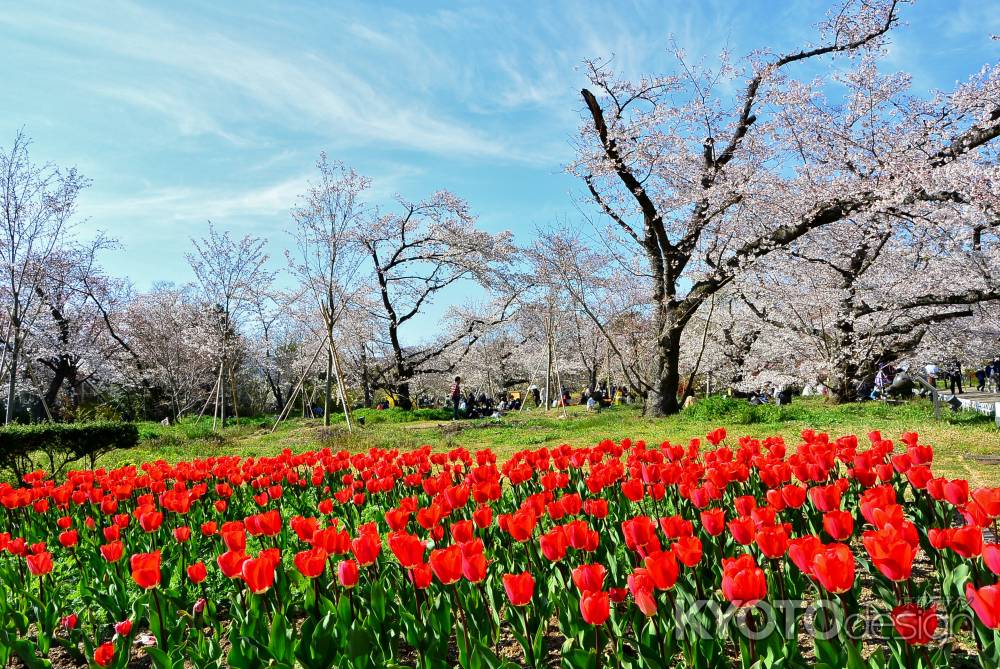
left=0, top=2, right=546, bottom=163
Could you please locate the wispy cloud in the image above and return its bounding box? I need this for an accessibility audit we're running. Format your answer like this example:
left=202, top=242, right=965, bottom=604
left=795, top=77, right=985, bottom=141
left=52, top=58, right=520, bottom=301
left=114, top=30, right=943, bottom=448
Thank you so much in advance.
left=0, top=2, right=542, bottom=162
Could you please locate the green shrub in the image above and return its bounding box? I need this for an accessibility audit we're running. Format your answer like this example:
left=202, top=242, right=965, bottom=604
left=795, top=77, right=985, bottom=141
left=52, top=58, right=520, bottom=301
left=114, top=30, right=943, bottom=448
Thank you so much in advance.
left=681, top=395, right=752, bottom=422
left=0, top=421, right=139, bottom=480
left=681, top=394, right=812, bottom=425
left=332, top=407, right=454, bottom=425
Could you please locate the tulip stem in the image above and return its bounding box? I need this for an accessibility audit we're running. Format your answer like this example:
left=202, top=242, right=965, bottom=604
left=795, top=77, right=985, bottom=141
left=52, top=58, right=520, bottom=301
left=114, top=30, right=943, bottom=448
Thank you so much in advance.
left=518, top=607, right=537, bottom=668
left=595, top=623, right=602, bottom=669
left=452, top=589, right=471, bottom=667
left=412, top=584, right=425, bottom=669
left=152, top=588, right=167, bottom=652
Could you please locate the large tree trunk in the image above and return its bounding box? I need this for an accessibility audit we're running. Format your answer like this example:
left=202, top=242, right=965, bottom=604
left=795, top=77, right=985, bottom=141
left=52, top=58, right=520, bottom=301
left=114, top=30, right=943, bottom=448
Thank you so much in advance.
left=44, top=356, right=69, bottom=409
left=645, top=327, right=683, bottom=416
left=831, top=358, right=861, bottom=403
left=359, top=345, right=373, bottom=408
left=395, top=381, right=413, bottom=410
left=5, top=324, right=20, bottom=424
left=324, top=343, right=333, bottom=427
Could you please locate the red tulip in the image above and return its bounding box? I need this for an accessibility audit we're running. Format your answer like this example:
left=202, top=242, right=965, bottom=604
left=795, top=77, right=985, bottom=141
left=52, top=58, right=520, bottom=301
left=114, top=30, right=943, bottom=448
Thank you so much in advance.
left=948, top=525, right=983, bottom=558
left=621, top=479, right=645, bottom=502
left=473, top=505, right=493, bottom=528
left=572, top=563, right=607, bottom=593
left=627, top=568, right=657, bottom=616
left=584, top=499, right=609, bottom=519
left=891, top=603, right=937, bottom=645
left=351, top=532, right=381, bottom=566
left=645, top=549, right=679, bottom=590
left=26, top=551, right=53, bottom=576
left=781, top=484, right=807, bottom=509
left=673, top=535, right=703, bottom=567
left=944, top=479, right=970, bottom=507
left=384, top=508, right=410, bottom=532
left=187, top=561, right=207, bottom=584
left=294, top=548, right=328, bottom=579
left=241, top=555, right=278, bottom=594
left=409, top=562, right=433, bottom=589
left=734, top=495, right=756, bottom=518
left=100, top=541, right=124, bottom=563
left=699, top=508, right=725, bottom=536
left=93, top=642, right=115, bottom=667
left=505, top=508, right=538, bottom=542
left=450, top=520, right=475, bottom=543
left=808, top=484, right=842, bottom=512
left=114, top=620, right=132, bottom=637
left=388, top=532, right=425, bottom=569
left=984, top=544, right=1000, bottom=575
left=862, top=528, right=916, bottom=582
left=755, top=525, right=789, bottom=559
left=622, top=516, right=660, bottom=554
left=462, top=551, right=488, bottom=583
left=130, top=551, right=161, bottom=589
left=503, top=572, right=534, bottom=606
left=173, top=526, right=192, bottom=543
left=721, top=554, right=766, bottom=607
left=706, top=427, right=726, bottom=445
left=221, top=525, right=247, bottom=552
left=580, top=590, right=611, bottom=625
left=728, top=517, right=755, bottom=546
left=810, top=543, right=855, bottom=593
left=338, top=559, right=359, bottom=588
left=967, top=583, right=1000, bottom=629
left=429, top=545, right=463, bottom=585
left=138, top=510, right=163, bottom=533
left=822, top=510, right=854, bottom=541
left=539, top=527, right=568, bottom=562
left=218, top=550, right=249, bottom=579
left=58, top=530, right=78, bottom=548
left=788, top=535, right=821, bottom=575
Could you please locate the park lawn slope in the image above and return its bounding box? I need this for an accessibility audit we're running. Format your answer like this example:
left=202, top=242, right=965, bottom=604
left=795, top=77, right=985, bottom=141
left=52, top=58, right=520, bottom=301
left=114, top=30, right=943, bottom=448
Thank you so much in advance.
left=95, top=397, right=1000, bottom=486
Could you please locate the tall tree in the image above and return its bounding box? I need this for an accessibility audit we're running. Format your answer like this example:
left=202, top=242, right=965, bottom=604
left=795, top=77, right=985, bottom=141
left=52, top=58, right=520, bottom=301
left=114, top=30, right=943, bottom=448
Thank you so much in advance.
left=0, top=130, right=87, bottom=423
left=575, top=0, right=1000, bottom=414
left=288, top=154, right=369, bottom=426
left=360, top=191, right=515, bottom=409
left=187, top=223, right=271, bottom=428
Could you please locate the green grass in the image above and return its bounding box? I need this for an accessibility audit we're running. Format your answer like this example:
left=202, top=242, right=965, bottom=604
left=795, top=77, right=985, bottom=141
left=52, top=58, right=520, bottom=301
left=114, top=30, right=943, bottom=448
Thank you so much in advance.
left=92, top=396, right=1000, bottom=486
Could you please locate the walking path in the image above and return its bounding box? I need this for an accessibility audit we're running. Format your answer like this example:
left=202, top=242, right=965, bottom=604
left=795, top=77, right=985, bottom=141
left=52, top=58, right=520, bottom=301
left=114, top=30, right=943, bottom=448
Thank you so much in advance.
left=939, top=390, right=1000, bottom=424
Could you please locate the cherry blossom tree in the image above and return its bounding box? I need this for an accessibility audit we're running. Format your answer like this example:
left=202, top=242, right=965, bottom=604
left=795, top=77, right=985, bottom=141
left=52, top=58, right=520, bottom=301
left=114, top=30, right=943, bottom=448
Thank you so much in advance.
left=118, top=285, right=219, bottom=420
left=187, top=223, right=271, bottom=428
left=359, top=191, right=516, bottom=409
left=573, top=0, right=1000, bottom=414
left=531, top=225, right=655, bottom=399
left=288, top=155, right=369, bottom=425
left=28, top=239, right=130, bottom=414
left=0, top=130, right=88, bottom=423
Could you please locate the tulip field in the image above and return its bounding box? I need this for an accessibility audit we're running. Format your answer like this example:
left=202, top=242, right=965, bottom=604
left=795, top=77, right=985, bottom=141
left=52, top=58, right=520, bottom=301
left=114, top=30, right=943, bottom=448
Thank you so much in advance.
left=3, top=428, right=1000, bottom=668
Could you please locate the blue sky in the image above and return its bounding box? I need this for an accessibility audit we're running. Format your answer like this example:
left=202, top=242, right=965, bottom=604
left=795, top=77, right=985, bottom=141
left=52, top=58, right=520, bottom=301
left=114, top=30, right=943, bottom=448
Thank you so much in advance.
left=2, top=0, right=998, bottom=333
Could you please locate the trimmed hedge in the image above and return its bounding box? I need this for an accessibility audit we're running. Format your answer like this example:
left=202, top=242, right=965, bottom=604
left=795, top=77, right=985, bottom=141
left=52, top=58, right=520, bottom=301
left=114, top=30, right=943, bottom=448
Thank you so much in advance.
left=0, top=421, right=138, bottom=479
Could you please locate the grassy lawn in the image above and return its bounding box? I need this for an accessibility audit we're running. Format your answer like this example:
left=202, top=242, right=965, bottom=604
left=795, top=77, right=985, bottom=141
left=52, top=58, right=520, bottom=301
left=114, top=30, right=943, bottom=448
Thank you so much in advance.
left=100, top=396, right=1000, bottom=486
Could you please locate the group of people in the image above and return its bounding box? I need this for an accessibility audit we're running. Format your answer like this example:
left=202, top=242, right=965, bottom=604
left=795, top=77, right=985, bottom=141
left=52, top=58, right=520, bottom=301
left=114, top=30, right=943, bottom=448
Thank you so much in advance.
left=974, top=359, right=1000, bottom=392
left=733, top=384, right=794, bottom=406
left=925, top=359, right=1000, bottom=394
left=443, top=376, right=633, bottom=420
left=448, top=376, right=521, bottom=419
